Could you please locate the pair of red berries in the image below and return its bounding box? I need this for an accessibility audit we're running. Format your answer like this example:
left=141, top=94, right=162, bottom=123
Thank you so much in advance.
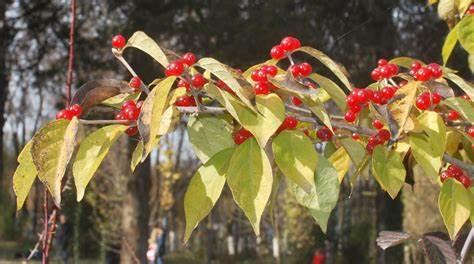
left=370, top=59, right=399, bottom=81
left=276, top=116, right=299, bottom=133
left=415, top=91, right=442, bottom=110
left=177, top=74, right=208, bottom=92
left=440, top=165, right=472, bottom=188
left=290, top=62, right=312, bottom=78
left=233, top=128, right=253, bottom=145
left=56, top=104, right=83, bottom=120
left=251, top=65, right=278, bottom=95
left=165, top=52, right=197, bottom=77
left=270, top=36, right=301, bottom=60
left=366, top=129, right=391, bottom=154
left=410, top=62, right=443, bottom=81
left=174, top=95, right=197, bottom=107
left=115, top=100, right=142, bottom=136
left=316, top=126, right=333, bottom=141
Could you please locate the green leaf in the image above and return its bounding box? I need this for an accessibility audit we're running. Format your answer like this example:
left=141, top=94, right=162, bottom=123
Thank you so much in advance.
left=101, top=92, right=141, bottom=109
left=206, top=84, right=285, bottom=147
left=272, top=131, right=318, bottom=192
left=125, top=31, right=169, bottom=67
left=184, top=148, right=234, bottom=242
left=444, top=72, right=474, bottom=99
left=371, top=146, right=406, bottom=199
left=13, top=141, right=37, bottom=210
left=138, top=77, right=176, bottom=158
left=409, top=134, right=443, bottom=182
left=458, top=15, right=474, bottom=54
left=73, top=125, right=127, bottom=201
left=339, top=138, right=367, bottom=170
left=297, top=46, right=352, bottom=91
left=388, top=81, right=418, bottom=137
left=308, top=73, right=347, bottom=111
left=187, top=115, right=234, bottom=163
left=417, top=111, right=447, bottom=156
left=438, top=178, right=471, bottom=239
left=226, top=138, right=273, bottom=235
left=303, top=96, right=333, bottom=132
left=31, top=118, right=79, bottom=206
left=131, top=141, right=144, bottom=172
left=442, top=97, right=474, bottom=123
left=442, top=23, right=459, bottom=65
left=197, top=57, right=256, bottom=110
left=328, top=147, right=351, bottom=183
left=290, top=154, right=340, bottom=232
left=389, top=57, right=423, bottom=69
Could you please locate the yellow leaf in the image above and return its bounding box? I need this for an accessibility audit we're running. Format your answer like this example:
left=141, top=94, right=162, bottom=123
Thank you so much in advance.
left=328, top=147, right=350, bottom=183
left=125, top=31, right=169, bottom=67
left=13, top=141, right=37, bottom=210
left=388, top=81, right=418, bottom=138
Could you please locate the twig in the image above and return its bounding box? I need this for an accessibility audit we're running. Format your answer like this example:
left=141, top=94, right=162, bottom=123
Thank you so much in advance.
left=177, top=106, right=226, bottom=114
left=79, top=119, right=134, bottom=125
left=41, top=190, right=48, bottom=264
left=460, top=227, right=473, bottom=263
left=122, top=237, right=140, bottom=264
left=113, top=50, right=138, bottom=77
left=443, top=154, right=474, bottom=179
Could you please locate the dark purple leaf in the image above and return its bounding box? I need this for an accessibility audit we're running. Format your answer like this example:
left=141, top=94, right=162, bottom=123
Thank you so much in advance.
left=419, top=234, right=457, bottom=264
left=71, top=79, right=130, bottom=113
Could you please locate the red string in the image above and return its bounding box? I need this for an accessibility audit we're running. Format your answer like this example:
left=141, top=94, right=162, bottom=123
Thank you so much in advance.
left=65, top=0, right=76, bottom=107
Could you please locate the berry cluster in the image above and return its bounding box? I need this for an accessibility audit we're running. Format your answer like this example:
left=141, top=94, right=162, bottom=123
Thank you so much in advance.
left=165, top=52, right=197, bottom=77
left=270, top=36, right=301, bottom=60
left=115, top=100, right=142, bottom=136
left=250, top=65, right=278, bottom=95
left=316, top=126, right=333, bottom=141
left=233, top=128, right=253, bottom=145
left=370, top=59, right=399, bottom=81
left=289, top=62, right=312, bottom=78
left=366, top=129, right=391, bottom=154
left=415, top=91, right=442, bottom=110
left=409, top=62, right=442, bottom=81
left=440, top=165, right=472, bottom=188
left=344, top=87, right=397, bottom=123
left=56, top=104, right=83, bottom=120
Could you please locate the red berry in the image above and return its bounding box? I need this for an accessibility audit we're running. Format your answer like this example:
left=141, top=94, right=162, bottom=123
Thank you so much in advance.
left=371, top=91, right=387, bottom=105
left=378, top=59, right=388, bottom=66
left=115, top=112, right=126, bottom=120
left=56, top=109, right=74, bottom=120
left=354, top=89, right=370, bottom=104
left=379, top=65, right=392, bottom=79
left=467, top=126, right=474, bottom=137
left=129, top=76, right=142, bottom=91
left=270, top=45, right=286, bottom=60
left=261, top=65, right=278, bottom=77
left=121, top=100, right=136, bottom=110
left=387, top=64, right=399, bottom=76
left=346, top=95, right=359, bottom=108
left=69, top=104, right=83, bottom=117
left=411, top=61, right=422, bottom=71
left=112, top=35, right=126, bottom=49
left=282, top=116, right=298, bottom=130
left=372, top=119, right=384, bottom=130
left=290, top=64, right=302, bottom=78
left=191, top=74, right=208, bottom=88
left=459, top=175, right=472, bottom=188
left=165, top=61, right=185, bottom=76
left=440, top=171, right=450, bottom=182
left=348, top=103, right=362, bottom=113
left=233, top=128, right=253, bottom=145
left=126, top=127, right=138, bottom=136
left=344, top=111, right=357, bottom=122
left=427, top=63, right=442, bottom=79
left=415, top=95, right=431, bottom=110
left=468, top=4, right=474, bottom=15
left=431, top=93, right=442, bottom=104
left=251, top=70, right=268, bottom=82
left=174, top=95, right=196, bottom=107
left=316, top=127, right=333, bottom=141
left=280, top=36, right=301, bottom=52
left=254, top=82, right=270, bottom=95
left=447, top=165, right=463, bottom=179
left=381, top=86, right=396, bottom=100
left=447, top=110, right=460, bottom=121
left=414, top=67, right=432, bottom=81
left=352, top=133, right=361, bottom=140
left=123, top=107, right=140, bottom=120
left=298, top=62, right=312, bottom=77
left=377, top=129, right=391, bottom=141
left=291, top=96, right=303, bottom=106
left=371, top=68, right=382, bottom=81
left=178, top=79, right=191, bottom=91
left=366, top=143, right=376, bottom=154
left=182, top=52, right=196, bottom=66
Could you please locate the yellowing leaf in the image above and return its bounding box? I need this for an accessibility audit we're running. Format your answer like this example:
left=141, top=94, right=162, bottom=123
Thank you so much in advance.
left=131, top=141, right=144, bottom=172
left=371, top=146, right=406, bottom=199
left=388, top=81, right=418, bottom=138
left=290, top=154, right=340, bottom=232
left=442, top=97, right=474, bottom=123
left=297, top=47, right=352, bottom=91
left=197, top=57, right=256, bottom=110
left=446, top=130, right=462, bottom=155
left=101, top=92, right=141, bottom=109
left=303, top=96, right=334, bottom=132
left=187, top=115, right=234, bottom=163
left=273, top=131, right=318, bottom=192
left=126, top=31, right=169, bottom=67
left=73, top=125, right=127, bottom=201
left=308, top=73, right=347, bottom=111
left=138, top=77, right=176, bottom=158
left=458, top=15, right=474, bottom=54
left=226, top=138, right=273, bottom=235
left=32, top=118, right=79, bottom=206
left=444, top=72, right=474, bottom=99
left=417, top=111, right=447, bottom=156
left=438, top=179, right=471, bottom=239
left=157, top=106, right=179, bottom=136
left=442, top=23, right=459, bottom=65
left=13, top=141, right=37, bottom=210
left=409, top=134, right=443, bottom=182
left=184, top=148, right=234, bottom=242
left=328, top=147, right=351, bottom=183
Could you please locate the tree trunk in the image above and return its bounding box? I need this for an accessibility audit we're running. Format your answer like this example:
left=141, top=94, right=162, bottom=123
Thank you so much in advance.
left=121, top=144, right=151, bottom=264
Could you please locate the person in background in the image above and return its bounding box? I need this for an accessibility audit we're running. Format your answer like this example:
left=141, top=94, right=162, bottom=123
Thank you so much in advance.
left=55, top=214, right=72, bottom=264
left=147, top=226, right=166, bottom=264
left=312, top=248, right=326, bottom=264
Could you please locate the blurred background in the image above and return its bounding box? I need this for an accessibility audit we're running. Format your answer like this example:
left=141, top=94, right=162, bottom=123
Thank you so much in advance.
left=0, top=0, right=471, bottom=263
